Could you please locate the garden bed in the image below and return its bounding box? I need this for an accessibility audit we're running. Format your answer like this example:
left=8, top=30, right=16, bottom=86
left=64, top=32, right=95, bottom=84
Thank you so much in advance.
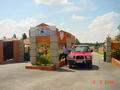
left=96, top=52, right=103, bottom=55
left=112, top=58, right=120, bottom=67
left=25, top=59, right=66, bottom=70
left=25, top=64, right=56, bottom=70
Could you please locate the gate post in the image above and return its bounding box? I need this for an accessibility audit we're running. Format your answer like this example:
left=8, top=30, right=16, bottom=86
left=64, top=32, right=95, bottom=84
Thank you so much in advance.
left=30, top=36, right=37, bottom=65
left=19, top=40, right=24, bottom=62
left=50, top=35, right=59, bottom=68
left=106, top=36, right=111, bottom=63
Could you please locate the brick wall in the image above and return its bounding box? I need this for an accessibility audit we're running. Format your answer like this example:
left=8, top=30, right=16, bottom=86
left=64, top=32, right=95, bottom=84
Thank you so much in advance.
left=13, top=40, right=19, bottom=62
left=0, top=40, right=3, bottom=63
left=0, top=40, right=23, bottom=64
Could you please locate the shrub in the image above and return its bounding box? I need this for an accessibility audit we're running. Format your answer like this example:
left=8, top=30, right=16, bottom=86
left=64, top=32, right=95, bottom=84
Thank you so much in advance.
left=115, top=34, right=120, bottom=41
left=110, top=47, right=120, bottom=60
left=58, top=49, right=62, bottom=55
left=110, top=49, right=117, bottom=55
left=36, top=54, right=51, bottom=66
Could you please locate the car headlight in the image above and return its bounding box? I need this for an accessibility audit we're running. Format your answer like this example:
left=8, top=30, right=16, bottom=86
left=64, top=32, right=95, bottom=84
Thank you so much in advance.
left=86, top=55, right=92, bottom=59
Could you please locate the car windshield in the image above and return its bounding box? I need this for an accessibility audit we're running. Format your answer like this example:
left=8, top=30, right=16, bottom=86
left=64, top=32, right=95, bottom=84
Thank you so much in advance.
left=72, top=46, right=90, bottom=52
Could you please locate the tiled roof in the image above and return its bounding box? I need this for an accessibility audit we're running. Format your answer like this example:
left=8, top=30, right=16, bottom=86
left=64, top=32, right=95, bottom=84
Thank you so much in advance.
left=36, top=23, right=49, bottom=27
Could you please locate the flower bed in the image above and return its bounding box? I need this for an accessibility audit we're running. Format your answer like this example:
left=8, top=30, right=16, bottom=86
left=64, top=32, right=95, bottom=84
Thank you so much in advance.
left=25, top=64, right=56, bottom=70
left=112, top=58, right=120, bottom=67
left=25, top=59, right=66, bottom=70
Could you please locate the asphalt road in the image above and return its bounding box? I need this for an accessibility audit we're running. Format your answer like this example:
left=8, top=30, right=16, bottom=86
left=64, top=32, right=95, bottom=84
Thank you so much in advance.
left=0, top=52, right=120, bottom=90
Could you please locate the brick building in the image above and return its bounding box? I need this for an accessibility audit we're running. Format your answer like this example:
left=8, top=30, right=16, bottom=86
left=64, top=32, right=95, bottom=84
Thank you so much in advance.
left=0, top=39, right=24, bottom=64
left=29, top=23, right=75, bottom=49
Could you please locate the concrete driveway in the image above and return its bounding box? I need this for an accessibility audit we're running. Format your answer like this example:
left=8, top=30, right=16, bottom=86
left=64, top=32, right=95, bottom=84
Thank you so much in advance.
left=0, top=52, right=120, bottom=90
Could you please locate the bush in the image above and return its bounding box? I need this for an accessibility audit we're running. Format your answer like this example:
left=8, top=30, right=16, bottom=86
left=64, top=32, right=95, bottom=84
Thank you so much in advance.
left=58, top=49, right=62, bottom=55
left=110, top=48, right=120, bottom=60
left=36, top=54, right=51, bottom=66
left=115, top=34, right=120, bottom=41
left=110, top=49, right=117, bottom=55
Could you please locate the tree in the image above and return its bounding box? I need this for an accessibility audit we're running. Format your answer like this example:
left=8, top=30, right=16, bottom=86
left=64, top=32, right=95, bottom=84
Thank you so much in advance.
left=94, top=41, right=100, bottom=49
left=22, top=33, right=27, bottom=39
left=75, top=38, right=80, bottom=45
left=3, top=36, right=6, bottom=39
left=12, top=34, right=17, bottom=38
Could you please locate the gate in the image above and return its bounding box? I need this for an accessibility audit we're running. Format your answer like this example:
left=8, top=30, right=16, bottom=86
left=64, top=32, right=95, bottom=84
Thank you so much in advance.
left=3, top=41, right=13, bottom=61
left=24, top=45, right=30, bottom=61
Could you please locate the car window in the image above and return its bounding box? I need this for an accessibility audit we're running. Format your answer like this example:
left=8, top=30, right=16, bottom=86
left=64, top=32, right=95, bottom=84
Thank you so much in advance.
left=72, top=46, right=90, bottom=52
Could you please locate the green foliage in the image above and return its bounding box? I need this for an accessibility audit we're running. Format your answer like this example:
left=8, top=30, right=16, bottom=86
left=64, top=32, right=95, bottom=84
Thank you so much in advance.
left=94, top=41, right=102, bottom=49
left=97, top=52, right=103, bottom=55
left=110, top=47, right=120, bottom=55
left=75, top=38, right=80, bottom=45
left=12, top=34, right=17, bottom=38
left=115, top=34, right=120, bottom=41
left=3, top=36, right=6, bottom=39
left=58, top=49, right=62, bottom=55
left=110, top=49, right=117, bottom=55
left=46, top=53, right=51, bottom=61
left=80, top=42, right=103, bottom=47
left=22, top=33, right=27, bottom=39
left=36, top=54, right=51, bottom=66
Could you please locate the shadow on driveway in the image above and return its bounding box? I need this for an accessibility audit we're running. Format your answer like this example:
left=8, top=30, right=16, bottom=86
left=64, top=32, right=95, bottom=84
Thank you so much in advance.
left=0, top=61, right=30, bottom=65
left=53, top=68, right=75, bottom=72
left=72, top=64, right=99, bottom=70
left=49, top=64, right=99, bottom=72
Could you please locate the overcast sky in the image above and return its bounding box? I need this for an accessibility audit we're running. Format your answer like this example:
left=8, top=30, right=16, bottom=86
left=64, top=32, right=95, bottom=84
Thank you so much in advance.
left=0, top=0, right=120, bottom=43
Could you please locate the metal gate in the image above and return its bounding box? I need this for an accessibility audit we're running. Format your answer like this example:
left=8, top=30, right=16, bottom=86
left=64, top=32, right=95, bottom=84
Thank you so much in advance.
left=3, top=41, right=13, bottom=61
left=24, top=46, right=30, bottom=61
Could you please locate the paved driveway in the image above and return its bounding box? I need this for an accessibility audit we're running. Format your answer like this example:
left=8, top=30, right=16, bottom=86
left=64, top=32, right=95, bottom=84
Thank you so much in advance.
left=0, top=52, right=120, bottom=90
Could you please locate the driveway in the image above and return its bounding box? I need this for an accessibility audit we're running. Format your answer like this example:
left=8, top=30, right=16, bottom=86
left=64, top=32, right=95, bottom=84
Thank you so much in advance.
left=0, top=52, right=120, bottom=90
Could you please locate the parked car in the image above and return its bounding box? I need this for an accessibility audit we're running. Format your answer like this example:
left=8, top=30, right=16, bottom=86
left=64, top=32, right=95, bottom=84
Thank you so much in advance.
left=68, top=45, right=93, bottom=69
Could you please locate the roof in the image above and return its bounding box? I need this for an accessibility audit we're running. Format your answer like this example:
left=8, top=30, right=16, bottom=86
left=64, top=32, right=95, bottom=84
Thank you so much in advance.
left=36, top=23, right=49, bottom=27
left=3, top=38, right=18, bottom=42
left=73, top=45, right=89, bottom=47
left=23, top=38, right=30, bottom=45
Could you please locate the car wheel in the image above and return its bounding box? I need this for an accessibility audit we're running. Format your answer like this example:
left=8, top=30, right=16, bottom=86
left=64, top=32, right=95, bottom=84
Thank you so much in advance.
left=69, top=60, right=73, bottom=69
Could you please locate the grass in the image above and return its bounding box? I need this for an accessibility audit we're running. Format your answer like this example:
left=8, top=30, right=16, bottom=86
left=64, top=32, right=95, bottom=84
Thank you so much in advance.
left=96, top=52, right=104, bottom=55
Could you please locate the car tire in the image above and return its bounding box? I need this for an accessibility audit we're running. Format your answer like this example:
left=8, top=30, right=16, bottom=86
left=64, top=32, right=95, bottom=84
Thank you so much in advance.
left=86, top=60, right=92, bottom=68
left=69, top=60, right=73, bottom=69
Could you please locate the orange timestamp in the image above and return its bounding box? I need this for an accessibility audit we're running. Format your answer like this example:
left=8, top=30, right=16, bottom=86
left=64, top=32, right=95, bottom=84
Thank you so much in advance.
left=93, top=80, right=114, bottom=85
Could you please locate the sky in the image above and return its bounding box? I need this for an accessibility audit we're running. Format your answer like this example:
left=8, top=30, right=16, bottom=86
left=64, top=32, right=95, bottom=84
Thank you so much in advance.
left=0, top=0, right=120, bottom=43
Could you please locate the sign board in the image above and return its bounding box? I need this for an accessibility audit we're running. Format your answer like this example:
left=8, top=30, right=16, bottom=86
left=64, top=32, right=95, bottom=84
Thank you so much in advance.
left=30, top=26, right=56, bottom=36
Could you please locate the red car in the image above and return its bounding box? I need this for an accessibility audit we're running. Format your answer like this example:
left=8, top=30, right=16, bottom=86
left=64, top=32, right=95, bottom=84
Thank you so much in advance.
left=68, top=45, right=93, bottom=69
